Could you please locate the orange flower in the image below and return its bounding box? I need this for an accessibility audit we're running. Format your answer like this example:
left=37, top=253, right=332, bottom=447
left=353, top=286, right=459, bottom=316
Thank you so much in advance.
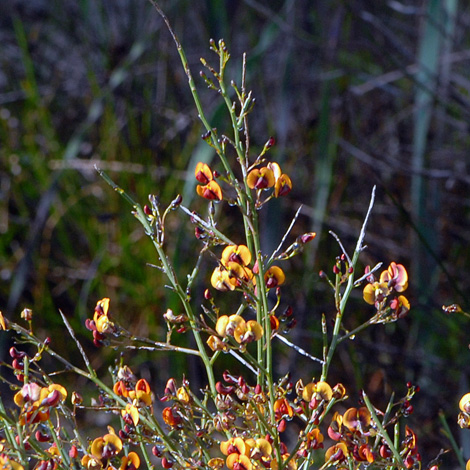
left=220, top=438, right=247, bottom=456
left=195, top=162, right=213, bottom=184
left=327, top=412, right=343, bottom=441
left=274, top=398, right=294, bottom=421
left=0, top=455, right=24, bottom=470
left=81, top=455, right=103, bottom=470
left=233, top=320, right=263, bottom=344
left=325, top=443, right=348, bottom=463
left=363, top=281, right=390, bottom=305
left=225, top=262, right=254, bottom=286
left=95, top=298, right=110, bottom=316
left=122, top=403, right=139, bottom=426
left=226, top=454, right=252, bottom=470
left=246, top=167, right=275, bottom=190
left=128, top=379, right=153, bottom=406
left=120, top=452, right=140, bottom=470
left=38, top=384, right=67, bottom=407
left=245, top=438, right=272, bottom=460
left=216, top=315, right=246, bottom=338
left=162, top=406, right=182, bottom=427
left=460, top=393, right=470, bottom=413
left=211, top=267, right=237, bottom=291
left=206, top=335, right=228, bottom=352
left=264, top=266, right=285, bottom=288
left=0, top=311, right=7, bottom=330
left=342, top=407, right=371, bottom=433
left=302, top=381, right=333, bottom=403
left=91, top=433, right=123, bottom=460
left=196, top=180, right=223, bottom=201
left=390, top=295, right=410, bottom=319
left=221, top=245, right=252, bottom=267
left=113, top=380, right=130, bottom=398
left=354, top=444, right=375, bottom=463
left=267, top=162, right=292, bottom=197
left=380, top=262, right=408, bottom=292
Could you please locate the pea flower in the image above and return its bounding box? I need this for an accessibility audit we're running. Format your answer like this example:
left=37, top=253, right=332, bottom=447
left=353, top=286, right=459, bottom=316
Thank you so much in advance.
left=267, top=162, right=292, bottom=197
left=90, top=433, right=123, bottom=461
left=195, top=162, right=222, bottom=200
left=246, top=167, right=275, bottom=190
left=264, top=266, right=285, bottom=288
left=120, top=452, right=140, bottom=470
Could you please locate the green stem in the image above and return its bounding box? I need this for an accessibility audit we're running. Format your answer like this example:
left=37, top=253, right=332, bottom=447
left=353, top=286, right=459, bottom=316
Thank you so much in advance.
left=362, top=392, right=404, bottom=468
left=321, top=187, right=376, bottom=382
left=439, top=409, right=466, bottom=469
left=97, top=168, right=217, bottom=399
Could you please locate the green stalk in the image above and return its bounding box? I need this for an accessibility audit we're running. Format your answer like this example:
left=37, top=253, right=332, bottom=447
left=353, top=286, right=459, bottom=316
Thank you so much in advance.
left=97, top=169, right=217, bottom=398
left=362, top=392, right=404, bottom=468
left=321, top=187, right=376, bottom=381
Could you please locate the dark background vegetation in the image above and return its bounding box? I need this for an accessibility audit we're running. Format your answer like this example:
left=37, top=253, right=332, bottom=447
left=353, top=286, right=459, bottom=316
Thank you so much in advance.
left=1, top=0, right=470, bottom=466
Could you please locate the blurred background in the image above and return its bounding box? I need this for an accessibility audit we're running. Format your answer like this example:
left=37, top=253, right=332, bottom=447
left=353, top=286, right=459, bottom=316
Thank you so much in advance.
left=1, top=0, right=470, bottom=465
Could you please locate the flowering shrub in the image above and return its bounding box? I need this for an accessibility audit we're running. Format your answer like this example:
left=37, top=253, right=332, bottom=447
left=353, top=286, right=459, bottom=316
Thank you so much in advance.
left=0, top=3, right=468, bottom=470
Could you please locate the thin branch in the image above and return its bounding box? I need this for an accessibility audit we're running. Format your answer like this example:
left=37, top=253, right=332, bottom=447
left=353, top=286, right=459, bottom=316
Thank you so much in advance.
left=269, top=205, right=303, bottom=263
left=59, top=310, right=94, bottom=375
left=275, top=334, right=324, bottom=364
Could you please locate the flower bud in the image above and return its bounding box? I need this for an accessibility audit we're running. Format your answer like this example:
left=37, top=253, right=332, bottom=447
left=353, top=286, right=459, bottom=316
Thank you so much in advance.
left=265, top=137, right=275, bottom=149
left=300, top=232, right=316, bottom=244
left=171, top=194, right=183, bottom=208
left=222, top=371, right=238, bottom=384
left=71, top=391, right=83, bottom=405
left=277, top=419, right=287, bottom=432
left=21, top=308, right=33, bottom=321
left=35, top=430, right=51, bottom=442
left=10, top=347, right=27, bottom=359
left=216, top=382, right=235, bottom=395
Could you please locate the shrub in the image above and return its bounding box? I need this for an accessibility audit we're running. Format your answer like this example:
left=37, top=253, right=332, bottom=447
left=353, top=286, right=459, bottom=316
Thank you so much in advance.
left=0, top=3, right=468, bottom=470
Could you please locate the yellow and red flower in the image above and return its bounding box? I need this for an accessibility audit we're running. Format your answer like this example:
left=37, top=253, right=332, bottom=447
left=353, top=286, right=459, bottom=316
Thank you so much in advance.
left=120, top=452, right=140, bottom=470
left=246, top=167, right=275, bottom=190
left=195, top=162, right=223, bottom=201
left=268, top=163, right=292, bottom=197
left=264, top=266, right=285, bottom=288
left=90, top=433, right=123, bottom=461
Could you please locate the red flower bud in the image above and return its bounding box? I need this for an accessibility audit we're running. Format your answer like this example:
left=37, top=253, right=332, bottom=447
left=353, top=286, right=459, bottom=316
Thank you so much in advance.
left=300, top=232, right=316, bottom=244
left=277, top=419, right=287, bottom=432
left=69, top=445, right=78, bottom=459
left=265, top=137, right=275, bottom=148
left=35, top=430, right=51, bottom=442
left=162, top=457, right=173, bottom=469
left=9, top=347, right=27, bottom=359
left=216, top=382, right=235, bottom=395
left=223, top=371, right=238, bottom=384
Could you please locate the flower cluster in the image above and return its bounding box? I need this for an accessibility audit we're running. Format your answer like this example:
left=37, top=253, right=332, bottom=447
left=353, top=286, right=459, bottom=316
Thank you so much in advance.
left=195, top=162, right=223, bottom=201
left=85, top=297, right=116, bottom=346
left=13, top=382, right=67, bottom=425
left=81, top=432, right=140, bottom=470
left=246, top=162, right=292, bottom=204
left=363, top=262, right=410, bottom=320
